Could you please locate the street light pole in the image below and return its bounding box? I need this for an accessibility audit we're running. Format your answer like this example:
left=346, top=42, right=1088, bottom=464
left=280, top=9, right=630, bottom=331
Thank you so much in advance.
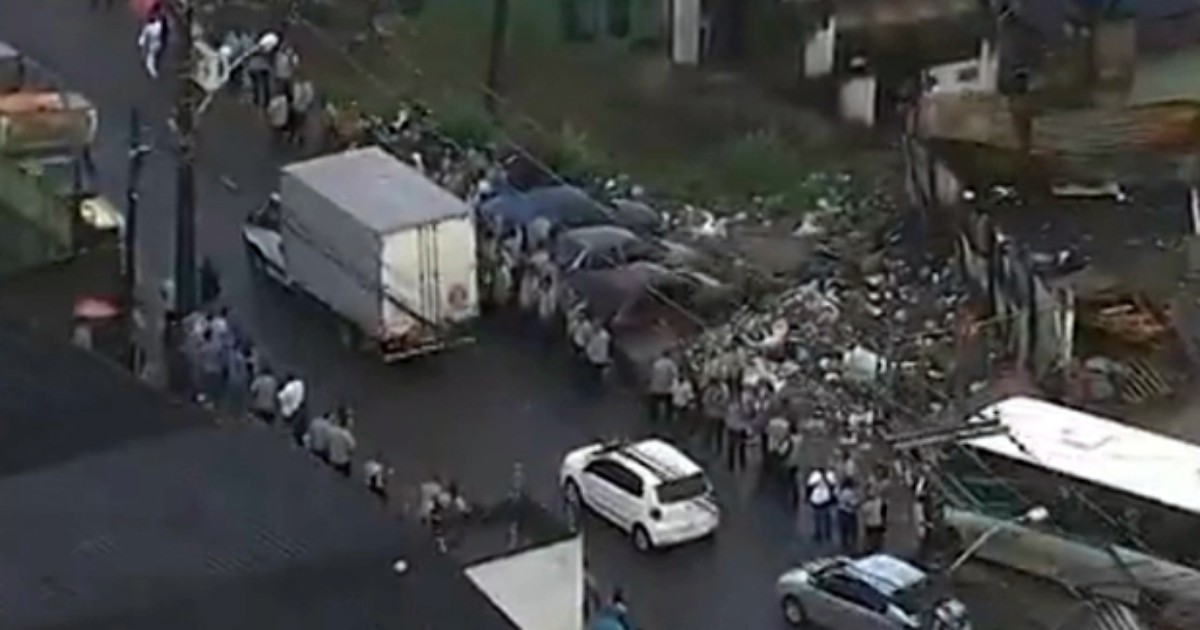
left=945, top=505, right=1050, bottom=575
left=124, top=107, right=146, bottom=304
left=174, top=0, right=198, bottom=316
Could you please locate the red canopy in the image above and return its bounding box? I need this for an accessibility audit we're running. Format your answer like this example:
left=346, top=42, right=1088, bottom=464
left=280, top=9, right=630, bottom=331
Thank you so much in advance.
left=74, top=296, right=122, bottom=320
left=129, top=0, right=160, bottom=19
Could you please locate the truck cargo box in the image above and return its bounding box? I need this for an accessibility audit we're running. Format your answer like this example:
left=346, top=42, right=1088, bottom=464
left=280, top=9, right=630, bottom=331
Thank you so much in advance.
left=280, top=147, right=477, bottom=356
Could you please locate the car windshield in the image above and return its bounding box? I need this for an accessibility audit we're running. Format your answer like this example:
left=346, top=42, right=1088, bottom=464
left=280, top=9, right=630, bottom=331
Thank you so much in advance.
left=656, top=473, right=709, bottom=503
left=892, top=578, right=939, bottom=617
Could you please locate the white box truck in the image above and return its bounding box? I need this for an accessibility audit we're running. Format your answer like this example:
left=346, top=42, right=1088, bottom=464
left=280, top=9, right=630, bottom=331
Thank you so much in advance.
left=248, top=147, right=477, bottom=361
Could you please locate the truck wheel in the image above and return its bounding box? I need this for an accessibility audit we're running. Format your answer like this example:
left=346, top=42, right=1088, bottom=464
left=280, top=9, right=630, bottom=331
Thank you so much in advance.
left=632, top=525, right=653, bottom=552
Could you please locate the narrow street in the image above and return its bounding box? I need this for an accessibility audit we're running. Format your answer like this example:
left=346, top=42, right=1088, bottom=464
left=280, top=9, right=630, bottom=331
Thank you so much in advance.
left=0, top=2, right=1059, bottom=628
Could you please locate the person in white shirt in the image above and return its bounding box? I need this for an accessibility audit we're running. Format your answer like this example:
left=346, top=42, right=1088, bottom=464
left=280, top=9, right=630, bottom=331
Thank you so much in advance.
left=267, top=92, right=289, bottom=145
left=584, top=321, right=611, bottom=386
left=364, top=454, right=390, bottom=501
left=137, top=18, right=165, bottom=79
left=277, top=375, right=306, bottom=444
left=807, top=466, right=838, bottom=544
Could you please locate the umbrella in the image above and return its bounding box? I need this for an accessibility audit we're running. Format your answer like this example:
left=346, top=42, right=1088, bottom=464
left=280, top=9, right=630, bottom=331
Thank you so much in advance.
left=480, top=185, right=611, bottom=229
left=74, top=296, right=121, bottom=320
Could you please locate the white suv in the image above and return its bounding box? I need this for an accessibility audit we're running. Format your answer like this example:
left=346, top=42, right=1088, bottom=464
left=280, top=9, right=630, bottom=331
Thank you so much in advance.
left=559, top=438, right=719, bottom=551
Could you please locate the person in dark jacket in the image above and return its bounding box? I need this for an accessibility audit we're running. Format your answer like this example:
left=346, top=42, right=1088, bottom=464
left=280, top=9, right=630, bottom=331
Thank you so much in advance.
left=199, top=258, right=222, bottom=306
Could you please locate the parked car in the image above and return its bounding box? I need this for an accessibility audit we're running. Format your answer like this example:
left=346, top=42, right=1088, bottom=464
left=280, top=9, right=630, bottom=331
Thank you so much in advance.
left=776, top=554, right=971, bottom=629
left=559, top=438, right=718, bottom=551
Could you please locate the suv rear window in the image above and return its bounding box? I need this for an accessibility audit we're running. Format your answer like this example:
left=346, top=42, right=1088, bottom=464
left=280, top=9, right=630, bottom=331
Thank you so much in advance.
left=655, top=473, right=709, bottom=503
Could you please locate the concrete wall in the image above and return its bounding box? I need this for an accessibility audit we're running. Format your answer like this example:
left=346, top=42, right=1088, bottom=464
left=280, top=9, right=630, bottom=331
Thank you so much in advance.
left=803, top=16, right=835, bottom=78
left=927, top=39, right=1000, bottom=95
left=671, top=0, right=702, bottom=65
left=839, top=74, right=876, bottom=127
left=465, top=537, right=584, bottom=630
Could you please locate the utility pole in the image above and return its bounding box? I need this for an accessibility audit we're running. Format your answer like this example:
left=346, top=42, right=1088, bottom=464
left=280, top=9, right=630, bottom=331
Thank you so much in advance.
left=173, top=0, right=199, bottom=316
left=483, top=0, right=509, bottom=118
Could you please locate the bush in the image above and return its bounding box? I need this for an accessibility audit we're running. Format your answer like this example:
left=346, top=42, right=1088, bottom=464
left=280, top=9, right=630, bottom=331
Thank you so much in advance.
left=437, top=98, right=498, bottom=148
left=545, top=122, right=607, bottom=181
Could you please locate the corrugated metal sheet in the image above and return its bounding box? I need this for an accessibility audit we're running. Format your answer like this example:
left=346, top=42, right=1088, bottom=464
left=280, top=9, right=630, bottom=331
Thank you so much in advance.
left=1032, top=103, right=1200, bottom=155
left=1082, top=601, right=1149, bottom=630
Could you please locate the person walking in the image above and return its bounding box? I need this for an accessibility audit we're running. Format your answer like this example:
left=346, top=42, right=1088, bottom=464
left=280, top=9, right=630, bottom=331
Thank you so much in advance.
left=287, top=78, right=315, bottom=147
left=305, top=410, right=335, bottom=463
left=327, top=408, right=357, bottom=477
left=723, top=398, right=748, bottom=472
left=364, top=453, right=390, bottom=501
left=861, top=482, right=888, bottom=553
left=224, top=343, right=251, bottom=415
left=277, top=374, right=307, bottom=445
left=806, top=466, right=837, bottom=544
left=584, top=320, right=612, bottom=388
left=670, top=372, right=696, bottom=437
left=836, top=478, right=861, bottom=552
left=199, top=258, right=222, bottom=306
left=196, top=328, right=226, bottom=408
left=245, top=43, right=272, bottom=109
left=700, top=377, right=729, bottom=453
left=646, top=352, right=677, bottom=427
left=137, top=15, right=165, bottom=79
left=249, top=366, right=279, bottom=424
left=272, top=44, right=298, bottom=96
left=267, top=91, right=290, bottom=147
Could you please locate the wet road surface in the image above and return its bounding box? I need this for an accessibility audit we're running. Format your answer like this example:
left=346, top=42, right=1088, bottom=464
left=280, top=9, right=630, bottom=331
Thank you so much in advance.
left=0, top=2, right=1050, bottom=628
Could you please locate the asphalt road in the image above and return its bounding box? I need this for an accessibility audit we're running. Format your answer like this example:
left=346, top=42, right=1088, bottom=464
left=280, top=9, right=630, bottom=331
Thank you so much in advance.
left=0, top=2, right=1058, bottom=628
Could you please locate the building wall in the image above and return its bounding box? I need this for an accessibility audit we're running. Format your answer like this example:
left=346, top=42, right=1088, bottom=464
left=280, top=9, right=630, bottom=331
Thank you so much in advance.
left=803, top=16, right=836, bottom=78
left=926, top=39, right=1000, bottom=95
left=465, top=537, right=584, bottom=630
left=671, top=0, right=702, bottom=64
left=839, top=74, right=877, bottom=126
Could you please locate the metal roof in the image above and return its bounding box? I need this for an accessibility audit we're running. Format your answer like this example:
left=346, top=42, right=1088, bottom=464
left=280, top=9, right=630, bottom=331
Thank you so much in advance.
left=967, top=396, right=1200, bottom=515
left=0, top=320, right=517, bottom=630
left=0, top=425, right=518, bottom=630
left=283, top=147, right=471, bottom=233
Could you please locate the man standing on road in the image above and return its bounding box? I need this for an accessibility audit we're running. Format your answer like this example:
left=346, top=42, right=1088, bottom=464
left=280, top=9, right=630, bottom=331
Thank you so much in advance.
left=584, top=320, right=612, bottom=389
left=197, top=328, right=226, bottom=408
left=364, top=453, right=390, bottom=501
left=267, top=91, right=290, bottom=147
left=806, top=465, right=837, bottom=545
left=305, top=410, right=335, bottom=464
left=861, top=481, right=888, bottom=553
left=136, top=14, right=165, bottom=79
left=277, top=374, right=307, bottom=444
left=249, top=366, right=279, bottom=424
left=647, top=351, right=678, bottom=427
left=288, top=78, right=315, bottom=147
left=245, top=43, right=272, bottom=109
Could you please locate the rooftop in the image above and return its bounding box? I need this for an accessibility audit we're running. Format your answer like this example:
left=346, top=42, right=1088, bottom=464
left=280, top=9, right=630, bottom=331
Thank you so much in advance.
left=283, top=146, right=471, bottom=233
left=0, top=318, right=517, bottom=630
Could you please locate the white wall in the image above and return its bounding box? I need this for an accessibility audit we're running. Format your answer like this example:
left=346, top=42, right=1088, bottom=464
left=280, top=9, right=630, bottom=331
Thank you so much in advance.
left=926, top=39, right=999, bottom=95
left=671, top=0, right=702, bottom=65
left=465, top=537, right=584, bottom=630
left=803, top=16, right=836, bottom=78
left=839, top=75, right=877, bottom=127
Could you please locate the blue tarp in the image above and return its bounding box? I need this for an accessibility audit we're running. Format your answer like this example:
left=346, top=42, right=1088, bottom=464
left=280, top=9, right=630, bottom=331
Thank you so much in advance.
left=479, top=185, right=611, bottom=229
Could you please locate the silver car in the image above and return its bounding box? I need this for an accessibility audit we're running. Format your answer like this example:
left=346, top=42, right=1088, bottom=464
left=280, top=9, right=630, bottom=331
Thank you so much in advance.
left=776, top=554, right=971, bottom=629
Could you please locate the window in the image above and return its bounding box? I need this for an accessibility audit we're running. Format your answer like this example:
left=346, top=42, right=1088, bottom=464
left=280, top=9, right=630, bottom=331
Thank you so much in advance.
left=586, top=460, right=644, bottom=497
left=656, top=473, right=710, bottom=504
left=818, top=574, right=888, bottom=614
left=956, top=66, right=979, bottom=83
